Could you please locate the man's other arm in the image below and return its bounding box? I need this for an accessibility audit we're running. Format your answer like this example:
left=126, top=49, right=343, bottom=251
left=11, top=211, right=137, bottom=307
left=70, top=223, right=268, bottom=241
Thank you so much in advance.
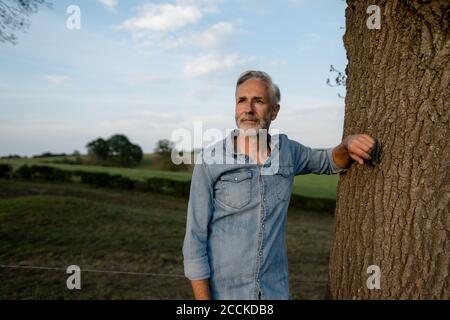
left=182, top=154, right=214, bottom=300
left=191, top=279, right=211, bottom=300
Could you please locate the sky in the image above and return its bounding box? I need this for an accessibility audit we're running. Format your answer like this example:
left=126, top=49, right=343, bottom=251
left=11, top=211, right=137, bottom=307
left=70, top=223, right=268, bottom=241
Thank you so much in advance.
left=0, top=0, right=347, bottom=156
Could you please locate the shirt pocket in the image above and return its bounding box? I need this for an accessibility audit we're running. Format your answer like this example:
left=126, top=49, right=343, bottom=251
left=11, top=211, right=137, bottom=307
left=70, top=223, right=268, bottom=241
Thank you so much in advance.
left=214, top=170, right=252, bottom=209
left=274, top=166, right=293, bottom=201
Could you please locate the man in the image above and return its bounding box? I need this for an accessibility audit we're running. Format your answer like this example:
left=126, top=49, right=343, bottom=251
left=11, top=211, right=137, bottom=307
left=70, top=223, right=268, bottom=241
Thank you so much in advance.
left=182, top=70, right=375, bottom=300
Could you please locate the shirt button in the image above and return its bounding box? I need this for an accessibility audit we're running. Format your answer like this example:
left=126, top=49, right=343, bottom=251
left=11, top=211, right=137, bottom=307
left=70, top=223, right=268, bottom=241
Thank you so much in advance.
left=263, top=197, right=266, bottom=201
left=262, top=224, right=265, bottom=229
left=234, top=177, right=238, bottom=181
left=259, top=251, right=262, bottom=256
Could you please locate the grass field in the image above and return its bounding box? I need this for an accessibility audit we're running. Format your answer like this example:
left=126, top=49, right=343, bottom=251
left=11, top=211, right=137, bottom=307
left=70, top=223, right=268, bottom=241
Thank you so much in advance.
left=0, top=179, right=334, bottom=299
left=0, top=157, right=192, bottom=182
left=0, top=157, right=339, bottom=199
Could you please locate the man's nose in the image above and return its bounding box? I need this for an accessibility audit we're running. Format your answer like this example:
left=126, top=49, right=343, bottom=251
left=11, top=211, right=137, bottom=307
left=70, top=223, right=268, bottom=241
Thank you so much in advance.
left=242, top=101, right=255, bottom=113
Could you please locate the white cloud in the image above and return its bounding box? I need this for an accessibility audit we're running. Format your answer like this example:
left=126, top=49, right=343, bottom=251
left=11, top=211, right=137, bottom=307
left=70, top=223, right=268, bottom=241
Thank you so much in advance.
left=121, top=3, right=203, bottom=33
left=163, top=21, right=236, bottom=49
left=175, top=0, right=222, bottom=14
left=42, top=74, right=70, bottom=85
left=196, top=22, right=235, bottom=48
left=98, top=0, right=118, bottom=12
left=119, top=1, right=228, bottom=49
left=184, top=53, right=254, bottom=77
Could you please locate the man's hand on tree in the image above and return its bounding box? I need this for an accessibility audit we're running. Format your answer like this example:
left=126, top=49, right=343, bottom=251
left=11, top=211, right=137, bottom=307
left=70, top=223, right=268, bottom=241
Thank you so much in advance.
left=344, top=134, right=376, bottom=165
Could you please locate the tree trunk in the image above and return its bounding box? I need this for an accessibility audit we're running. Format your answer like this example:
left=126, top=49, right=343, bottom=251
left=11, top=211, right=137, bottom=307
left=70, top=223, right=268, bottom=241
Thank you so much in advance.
left=329, top=0, right=449, bottom=299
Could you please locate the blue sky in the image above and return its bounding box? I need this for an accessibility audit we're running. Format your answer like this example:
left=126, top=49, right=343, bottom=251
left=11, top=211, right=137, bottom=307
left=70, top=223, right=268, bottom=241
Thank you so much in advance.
left=0, top=0, right=347, bottom=156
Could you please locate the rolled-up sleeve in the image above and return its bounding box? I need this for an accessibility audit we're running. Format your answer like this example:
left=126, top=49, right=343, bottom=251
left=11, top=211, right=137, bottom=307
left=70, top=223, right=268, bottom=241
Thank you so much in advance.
left=182, top=153, right=214, bottom=280
left=290, top=140, right=346, bottom=175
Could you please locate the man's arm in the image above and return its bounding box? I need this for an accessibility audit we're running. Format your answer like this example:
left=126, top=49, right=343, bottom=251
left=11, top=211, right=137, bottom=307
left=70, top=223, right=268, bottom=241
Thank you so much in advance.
left=290, top=133, right=376, bottom=175
left=191, top=279, right=211, bottom=300
left=182, top=153, right=214, bottom=300
left=332, top=134, right=376, bottom=169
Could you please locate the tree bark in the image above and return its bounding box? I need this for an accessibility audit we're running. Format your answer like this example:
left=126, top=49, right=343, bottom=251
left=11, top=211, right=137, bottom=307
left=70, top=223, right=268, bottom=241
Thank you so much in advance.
left=329, top=0, right=449, bottom=299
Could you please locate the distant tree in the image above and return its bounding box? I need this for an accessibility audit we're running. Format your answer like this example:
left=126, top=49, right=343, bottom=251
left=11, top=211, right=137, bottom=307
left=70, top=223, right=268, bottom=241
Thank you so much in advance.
left=154, top=139, right=189, bottom=171
left=72, top=150, right=81, bottom=157
left=71, top=150, right=82, bottom=164
left=32, top=152, right=67, bottom=158
left=86, top=135, right=143, bottom=167
left=86, top=138, right=109, bottom=161
left=154, top=139, right=174, bottom=156
left=107, top=134, right=143, bottom=167
left=1, top=154, right=22, bottom=159
left=0, top=0, right=52, bottom=44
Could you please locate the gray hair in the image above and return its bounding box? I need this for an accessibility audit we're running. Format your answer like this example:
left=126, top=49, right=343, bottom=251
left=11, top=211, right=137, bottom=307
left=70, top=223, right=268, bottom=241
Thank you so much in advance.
left=235, top=70, right=281, bottom=106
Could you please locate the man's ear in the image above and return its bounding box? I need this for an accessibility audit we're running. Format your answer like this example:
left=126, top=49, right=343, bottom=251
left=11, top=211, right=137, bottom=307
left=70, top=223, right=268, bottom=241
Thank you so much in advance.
left=271, top=104, right=280, bottom=120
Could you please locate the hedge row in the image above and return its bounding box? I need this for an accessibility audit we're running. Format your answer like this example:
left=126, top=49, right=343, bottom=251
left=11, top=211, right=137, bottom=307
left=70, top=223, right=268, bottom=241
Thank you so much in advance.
left=289, top=194, right=336, bottom=214
left=6, top=164, right=335, bottom=213
left=0, top=164, right=12, bottom=178
left=75, top=170, right=135, bottom=190
left=145, top=177, right=190, bottom=197
left=14, top=165, right=72, bottom=182
left=11, top=164, right=190, bottom=196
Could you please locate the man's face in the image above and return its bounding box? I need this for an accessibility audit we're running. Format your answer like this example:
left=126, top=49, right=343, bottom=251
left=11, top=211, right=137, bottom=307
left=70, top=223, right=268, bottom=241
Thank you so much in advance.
left=235, top=79, right=280, bottom=133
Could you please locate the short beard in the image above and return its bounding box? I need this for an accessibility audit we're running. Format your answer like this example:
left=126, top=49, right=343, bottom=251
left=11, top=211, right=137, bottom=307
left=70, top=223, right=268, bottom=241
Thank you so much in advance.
left=235, top=112, right=272, bottom=134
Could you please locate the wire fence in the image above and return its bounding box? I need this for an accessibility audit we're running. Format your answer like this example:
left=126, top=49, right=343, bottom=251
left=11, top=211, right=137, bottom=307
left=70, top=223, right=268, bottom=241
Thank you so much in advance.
left=0, top=264, right=328, bottom=284
left=0, top=264, right=185, bottom=278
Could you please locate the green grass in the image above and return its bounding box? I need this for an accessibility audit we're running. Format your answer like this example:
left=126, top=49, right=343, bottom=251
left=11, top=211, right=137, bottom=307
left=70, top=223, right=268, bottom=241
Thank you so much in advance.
left=1, top=157, right=339, bottom=199
left=0, top=179, right=334, bottom=299
left=293, top=174, right=339, bottom=199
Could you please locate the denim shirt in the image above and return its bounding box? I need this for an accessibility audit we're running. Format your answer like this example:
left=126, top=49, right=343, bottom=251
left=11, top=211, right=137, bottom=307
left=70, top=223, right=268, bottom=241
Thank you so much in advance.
left=182, top=131, right=344, bottom=300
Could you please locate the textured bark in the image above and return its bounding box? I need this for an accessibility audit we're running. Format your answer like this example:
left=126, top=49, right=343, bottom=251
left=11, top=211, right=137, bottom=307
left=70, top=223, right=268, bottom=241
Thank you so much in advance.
left=329, top=0, right=449, bottom=299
